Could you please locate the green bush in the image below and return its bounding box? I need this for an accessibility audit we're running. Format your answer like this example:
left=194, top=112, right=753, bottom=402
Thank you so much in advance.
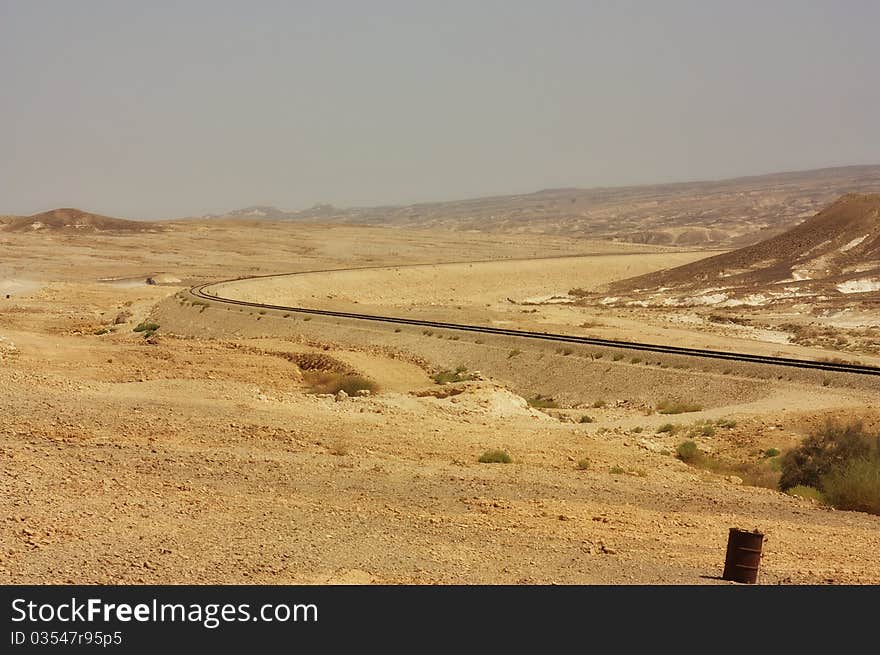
left=786, top=485, right=825, bottom=503
left=576, top=458, right=590, bottom=470
left=431, top=365, right=476, bottom=384
left=676, top=440, right=701, bottom=463
left=578, top=415, right=594, bottom=424
left=609, top=465, right=626, bottom=475
left=528, top=395, right=558, bottom=409
left=304, top=371, right=377, bottom=396
left=778, top=420, right=874, bottom=491
left=656, top=400, right=702, bottom=414
left=133, top=322, right=159, bottom=333
left=763, top=448, right=781, bottom=458
left=687, top=422, right=715, bottom=438
left=479, top=449, right=512, bottom=464
left=821, top=457, right=880, bottom=515
left=656, top=423, right=676, bottom=434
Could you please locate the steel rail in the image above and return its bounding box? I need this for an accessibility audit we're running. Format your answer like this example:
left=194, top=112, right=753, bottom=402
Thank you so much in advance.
left=189, top=270, right=880, bottom=378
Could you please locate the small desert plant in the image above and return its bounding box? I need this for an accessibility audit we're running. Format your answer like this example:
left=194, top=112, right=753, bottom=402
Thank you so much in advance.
left=133, top=321, right=159, bottom=333
left=778, top=420, right=875, bottom=491
left=609, top=465, right=626, bottom=475
left=432, top=365, right=476, bottom=384
left=394, top=327, right=402, bottom=333
left=612, top=353, right=624, bottom=361
left=820, top=457, right=880, bottom=515
left=507, top=349, right=522, bottom=358
left=786, top=485, right=825, bottom=503
left=763, top=448, right=781, bottom=458
left=631, top=426, right=644, bottom=434
left=93, top=328, right=112, bottom=335
left=304, top=371, right=377, bottom=396
left=716, top=418, right=737, bottom=429
left=676, top=440, right=701, bottom=463
left=528, top=395, right=558, bottom=409
left=591, top=399, right=606, bottom=409
left=630, top=357, right=642, bottom=364
left=576, top=458, right=590, bottom=470
left=656, top=423, right=677, bottom=434
left=479, top=449, right=512, bottom=464
left=303, top=316, right=312, bottom=321
left=688, top=422, right=715, bottom=438
left=578, top=415, right=594, bottom=424
left=656, top=399, right=702, bottom=415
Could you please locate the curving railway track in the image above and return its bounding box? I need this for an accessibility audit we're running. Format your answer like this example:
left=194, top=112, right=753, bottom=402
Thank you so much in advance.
left=190, top=268, right=880, bottom=378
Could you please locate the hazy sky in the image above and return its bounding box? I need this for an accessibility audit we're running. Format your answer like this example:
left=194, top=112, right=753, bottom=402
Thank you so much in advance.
left=2, top=1, right=878, bottom=218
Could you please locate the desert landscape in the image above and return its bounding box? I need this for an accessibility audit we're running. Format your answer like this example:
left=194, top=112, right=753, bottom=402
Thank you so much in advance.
left=2, top=166, right=880, bottom=584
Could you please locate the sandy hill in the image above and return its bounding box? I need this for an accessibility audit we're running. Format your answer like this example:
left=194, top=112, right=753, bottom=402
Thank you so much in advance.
left=207, top=165, right=880, bottom=247
left=601, top=194, right=880, bottom=307
left=1, top=208, right=162, bottom=233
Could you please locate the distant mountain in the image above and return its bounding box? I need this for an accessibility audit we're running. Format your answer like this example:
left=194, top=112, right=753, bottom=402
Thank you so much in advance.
left=205, top=204, right=341, bottom=221
left=209, top=165, right=880, bottom=247
left=208, top=206, right=298, bottom=220
left=604, top=194, right=880, bottom=306
left=1, top=208, right=163, bottom=234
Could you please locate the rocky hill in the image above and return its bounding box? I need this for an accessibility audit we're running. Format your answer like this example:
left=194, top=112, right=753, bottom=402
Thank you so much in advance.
left=1, top=208, right=162, bottom=233
left=602, top=194, right=880, bottom=307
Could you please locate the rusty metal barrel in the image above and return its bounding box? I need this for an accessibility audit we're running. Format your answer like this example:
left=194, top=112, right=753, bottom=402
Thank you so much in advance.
left=722, top=528, right=764, bottom=584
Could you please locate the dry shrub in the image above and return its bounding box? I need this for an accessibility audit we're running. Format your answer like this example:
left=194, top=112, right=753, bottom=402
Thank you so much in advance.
left=778, top=420, right=875, bottom=491
left=656, top=399, right=702, bottom=414
left=821, top=457, right=880, bottom=515
left=479, top=449, right=512, bottom=464
left=304, top=371, right=377, bottom=395
left=779, top=419, right=880, bottom=515
left=286, top=352, right=350, bottom=373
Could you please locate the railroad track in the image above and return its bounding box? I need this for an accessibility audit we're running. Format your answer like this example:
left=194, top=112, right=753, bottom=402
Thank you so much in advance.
left=190, top=270, right=880, bottom=378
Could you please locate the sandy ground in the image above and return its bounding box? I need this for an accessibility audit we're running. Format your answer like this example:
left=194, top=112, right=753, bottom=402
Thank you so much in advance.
left=212, top=252, right=713, bottom=309
left=3, top=222, right=880, bottom=584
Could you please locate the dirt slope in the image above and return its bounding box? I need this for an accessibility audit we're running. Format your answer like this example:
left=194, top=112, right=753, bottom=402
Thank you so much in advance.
left=603, top=194, right=880, bottom=307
